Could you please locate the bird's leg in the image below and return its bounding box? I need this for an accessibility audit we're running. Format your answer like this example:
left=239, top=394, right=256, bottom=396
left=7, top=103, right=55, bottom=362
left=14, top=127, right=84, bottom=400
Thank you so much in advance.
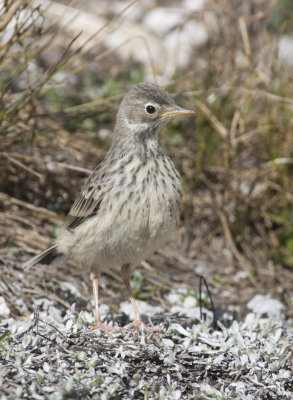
left=121, top=266, right=161, bottom=332
left=91, top=273, right=113, bottom=335
left=121, top=265, right=145, bottom=329
left=92, top=274, right=102, bottom=328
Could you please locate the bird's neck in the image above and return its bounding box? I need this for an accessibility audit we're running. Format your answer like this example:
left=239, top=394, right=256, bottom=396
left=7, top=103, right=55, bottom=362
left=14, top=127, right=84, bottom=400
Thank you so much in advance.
left=111, top=117, right=164, bottom=161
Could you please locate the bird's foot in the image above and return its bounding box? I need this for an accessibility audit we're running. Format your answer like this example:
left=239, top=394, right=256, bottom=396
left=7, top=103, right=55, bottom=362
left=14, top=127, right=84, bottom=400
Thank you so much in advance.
left=128, top=318, right=161, bottom=333
left=91, top=321, right=115, bottom=338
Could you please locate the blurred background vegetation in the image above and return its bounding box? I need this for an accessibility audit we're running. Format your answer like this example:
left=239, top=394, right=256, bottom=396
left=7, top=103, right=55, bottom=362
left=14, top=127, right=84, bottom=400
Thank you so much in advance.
left=0, top=0, right=292, bottom=318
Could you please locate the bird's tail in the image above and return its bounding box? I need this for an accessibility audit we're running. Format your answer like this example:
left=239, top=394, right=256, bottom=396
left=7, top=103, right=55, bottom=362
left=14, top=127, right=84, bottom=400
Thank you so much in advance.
left=23, top=245, right=60, bottom=270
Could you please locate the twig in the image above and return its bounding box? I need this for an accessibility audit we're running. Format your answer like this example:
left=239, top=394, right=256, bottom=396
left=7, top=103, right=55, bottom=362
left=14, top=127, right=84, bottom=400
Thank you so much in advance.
left=2, top=152, right=44, bottom=182
left=0, top=192, right=62, bottom=224
left=198, top=275, right=219, bottom=329
left=238, top=16, right=251, bottom=57
left=16, top=305, right=40, bottom=339
left=0, top=0, right=23, bottom=31
left=185, top=87, right=293, bottom=107
left=195, top=99, right=228, bottom=139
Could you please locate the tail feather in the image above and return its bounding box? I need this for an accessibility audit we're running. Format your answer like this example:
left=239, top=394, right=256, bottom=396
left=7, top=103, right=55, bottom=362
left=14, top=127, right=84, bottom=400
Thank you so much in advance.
left=23, top=245, right=60, bottom=270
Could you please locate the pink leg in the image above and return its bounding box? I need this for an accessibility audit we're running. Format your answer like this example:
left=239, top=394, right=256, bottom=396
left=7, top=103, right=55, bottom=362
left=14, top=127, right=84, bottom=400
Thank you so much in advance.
left=91, top=274, right=113, bottom=335
left=121, top=265, right=160, bottom=332
left=121, top=269, right=144, bottom=327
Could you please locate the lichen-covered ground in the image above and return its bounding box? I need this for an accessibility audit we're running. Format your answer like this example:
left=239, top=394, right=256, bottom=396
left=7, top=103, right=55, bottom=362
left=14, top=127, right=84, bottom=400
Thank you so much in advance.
left=1, top=294, right=292, bottom=400
left=1, top=1, right=293, bottom=398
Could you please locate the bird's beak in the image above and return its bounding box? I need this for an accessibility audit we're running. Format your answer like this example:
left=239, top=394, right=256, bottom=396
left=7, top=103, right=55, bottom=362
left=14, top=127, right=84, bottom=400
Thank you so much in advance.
left=159, top=106, right=195, bottom=118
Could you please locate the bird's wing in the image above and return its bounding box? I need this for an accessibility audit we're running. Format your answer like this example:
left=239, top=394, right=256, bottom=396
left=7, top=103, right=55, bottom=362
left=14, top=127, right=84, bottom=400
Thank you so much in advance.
left=64, top=164, right=109, bottom=230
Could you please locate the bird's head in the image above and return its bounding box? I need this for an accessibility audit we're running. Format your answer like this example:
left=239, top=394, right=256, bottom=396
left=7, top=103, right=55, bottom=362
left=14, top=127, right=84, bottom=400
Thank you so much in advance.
left=115, top=82, right=194, bottom=138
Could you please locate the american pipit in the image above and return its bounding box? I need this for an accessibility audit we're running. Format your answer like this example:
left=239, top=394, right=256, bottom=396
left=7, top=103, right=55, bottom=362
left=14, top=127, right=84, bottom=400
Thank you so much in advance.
left=24, top=82, right=194, bottom=332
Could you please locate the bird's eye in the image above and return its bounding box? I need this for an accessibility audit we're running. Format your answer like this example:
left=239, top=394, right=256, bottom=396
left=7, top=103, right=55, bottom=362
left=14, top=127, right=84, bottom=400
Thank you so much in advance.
left=146, top=105, right=156, bottom=114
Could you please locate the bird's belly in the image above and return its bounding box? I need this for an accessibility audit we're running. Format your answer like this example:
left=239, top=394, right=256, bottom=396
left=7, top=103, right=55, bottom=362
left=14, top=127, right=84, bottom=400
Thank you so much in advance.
left=57, top=185, right=180, bottom=273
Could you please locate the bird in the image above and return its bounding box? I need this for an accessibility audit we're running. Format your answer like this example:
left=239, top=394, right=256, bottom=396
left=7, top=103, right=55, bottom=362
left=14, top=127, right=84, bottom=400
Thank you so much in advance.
left=24, top=82, right=194, bottom=333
